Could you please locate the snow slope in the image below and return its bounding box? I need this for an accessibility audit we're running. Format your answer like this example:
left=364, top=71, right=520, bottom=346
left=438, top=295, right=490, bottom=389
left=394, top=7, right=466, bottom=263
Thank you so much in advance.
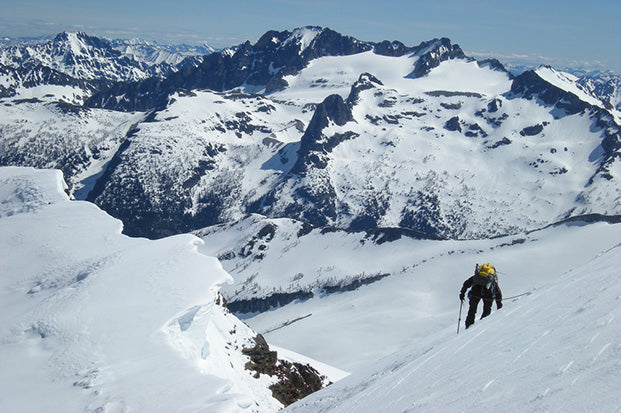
left=201, top=214, right=620, bottom=411
left=200, top=214, right=621, bottom=376
left=284, top=236, right=621, bottom=412
left=0, top=167, right=331, bottom=412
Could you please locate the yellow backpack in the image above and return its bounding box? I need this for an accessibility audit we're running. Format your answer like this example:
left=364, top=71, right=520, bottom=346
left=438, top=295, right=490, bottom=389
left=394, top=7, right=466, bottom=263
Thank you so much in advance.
left=473, top=263, right=497, bottom=289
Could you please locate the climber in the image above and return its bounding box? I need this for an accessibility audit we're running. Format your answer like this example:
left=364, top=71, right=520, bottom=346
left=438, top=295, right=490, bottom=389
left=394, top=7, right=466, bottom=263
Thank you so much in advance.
left=459, top=263, right=503, bottom=329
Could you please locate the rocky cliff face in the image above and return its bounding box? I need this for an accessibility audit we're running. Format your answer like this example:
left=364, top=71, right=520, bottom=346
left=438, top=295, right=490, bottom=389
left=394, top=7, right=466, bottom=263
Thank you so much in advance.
left=243, top=334, right=329, bottom=406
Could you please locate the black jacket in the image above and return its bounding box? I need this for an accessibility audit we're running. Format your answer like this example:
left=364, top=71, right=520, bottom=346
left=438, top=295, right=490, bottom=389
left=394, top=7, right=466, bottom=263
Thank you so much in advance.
left=461, top=276, right=502, bottom=306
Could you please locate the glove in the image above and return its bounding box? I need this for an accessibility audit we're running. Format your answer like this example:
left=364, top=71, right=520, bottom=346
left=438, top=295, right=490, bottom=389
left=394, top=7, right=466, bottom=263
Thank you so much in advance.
left=497, top=301, right=503, bottom=309
left=459, top=292, right=465, bottom=301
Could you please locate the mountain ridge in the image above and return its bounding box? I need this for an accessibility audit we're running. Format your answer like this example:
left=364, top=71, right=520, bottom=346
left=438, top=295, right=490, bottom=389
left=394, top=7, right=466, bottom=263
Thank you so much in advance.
left=1, top=27, right=619, bottom=240
left=84, top=27, right=473, bottom=112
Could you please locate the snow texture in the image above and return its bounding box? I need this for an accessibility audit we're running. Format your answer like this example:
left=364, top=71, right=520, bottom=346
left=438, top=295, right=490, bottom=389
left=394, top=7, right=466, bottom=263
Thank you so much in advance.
left=2, top=29, right=620, bottom=241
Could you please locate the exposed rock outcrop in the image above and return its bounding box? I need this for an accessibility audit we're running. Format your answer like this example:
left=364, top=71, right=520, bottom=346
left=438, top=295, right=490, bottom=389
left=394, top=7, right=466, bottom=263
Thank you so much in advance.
left=243, top=334, right=328, bottom=407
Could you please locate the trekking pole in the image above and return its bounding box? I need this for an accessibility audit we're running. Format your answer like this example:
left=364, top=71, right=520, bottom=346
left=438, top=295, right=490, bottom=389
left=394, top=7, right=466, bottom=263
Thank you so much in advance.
left=457, top=299, right=463, bottom=335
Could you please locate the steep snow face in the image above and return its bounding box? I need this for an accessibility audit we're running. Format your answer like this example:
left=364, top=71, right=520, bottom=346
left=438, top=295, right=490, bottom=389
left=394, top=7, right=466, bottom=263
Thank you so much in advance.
left=284, top=27, right=322, bottom=53
left=535, top=65, right=612, bottom=113
left=283, top=236, right=621, bottom=412
left=0, top=167, right=288, bottom=412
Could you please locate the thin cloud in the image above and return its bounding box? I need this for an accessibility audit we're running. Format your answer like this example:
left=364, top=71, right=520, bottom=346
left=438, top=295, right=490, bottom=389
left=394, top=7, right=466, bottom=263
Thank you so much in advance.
left=468, top=49, right=613, bottom=73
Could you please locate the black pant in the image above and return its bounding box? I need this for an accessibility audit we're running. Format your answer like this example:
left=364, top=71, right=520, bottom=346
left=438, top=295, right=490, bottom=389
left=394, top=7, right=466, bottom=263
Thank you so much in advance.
left=465, top=295, right=493, bottom=328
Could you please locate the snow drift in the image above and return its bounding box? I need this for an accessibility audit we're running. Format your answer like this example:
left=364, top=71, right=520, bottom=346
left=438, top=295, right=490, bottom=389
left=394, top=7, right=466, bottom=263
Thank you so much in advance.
left=0, top=167, right=330, bottom=412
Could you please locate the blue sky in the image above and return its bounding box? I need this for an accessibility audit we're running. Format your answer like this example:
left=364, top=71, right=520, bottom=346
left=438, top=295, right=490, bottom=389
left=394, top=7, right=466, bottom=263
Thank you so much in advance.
left=1, top=0, right=620, bottom=72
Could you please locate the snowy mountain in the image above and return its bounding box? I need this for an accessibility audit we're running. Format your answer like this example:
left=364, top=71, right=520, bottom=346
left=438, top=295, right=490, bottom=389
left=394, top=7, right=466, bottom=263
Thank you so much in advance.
left=576, top=70, right=621, bottom=111
left=109, top=37, right=215, bottom=66
left=0, top=167, right=334, bottom=412
left=0, top=32, right=212, bottom=103
left=0, top=61, right=99, bottom=104
left=0, top=100, right=144, bottom=193
left=0, top=32, right=174, bottom=82
left=85, top=54, right=620, bottom=239
left=84, top=28, right=465, bottom=111
left=1, top=27, right=620, bottom=241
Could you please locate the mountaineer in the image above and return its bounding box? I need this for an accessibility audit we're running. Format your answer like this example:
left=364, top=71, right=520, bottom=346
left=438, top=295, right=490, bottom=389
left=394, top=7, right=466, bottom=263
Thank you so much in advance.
left=459, top=263, right=503, bottom=329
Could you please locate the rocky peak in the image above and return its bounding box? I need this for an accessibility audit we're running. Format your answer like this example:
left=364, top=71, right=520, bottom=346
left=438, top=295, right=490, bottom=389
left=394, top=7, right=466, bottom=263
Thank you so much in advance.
left=477, top=58, right=511, bottom=74
left=301, top=27, right=372, bottom=59
left=300, top=94, right=350, bottom=152
left=347, top=72, right=384, bottom=105
left=289, top=94, right=355, bottom=175
left=373, top=40, right=413, bottom=57
left=255, top=26, right=323, bottom=54
left=510, top=69, right=590, bottom=115
left=2, top=31, right=175, bottom=86
left=318, top=93, right=353, bottom=127
left=409, top=37, right=466, bottom=78
left=249, top=27, right=372, bottom=90
left=52, top=31, right=112, bottom=53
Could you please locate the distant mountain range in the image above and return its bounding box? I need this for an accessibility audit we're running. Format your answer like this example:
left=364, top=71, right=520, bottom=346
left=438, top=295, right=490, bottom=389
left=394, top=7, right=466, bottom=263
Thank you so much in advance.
left=0, top=27, right=619, bottom=240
